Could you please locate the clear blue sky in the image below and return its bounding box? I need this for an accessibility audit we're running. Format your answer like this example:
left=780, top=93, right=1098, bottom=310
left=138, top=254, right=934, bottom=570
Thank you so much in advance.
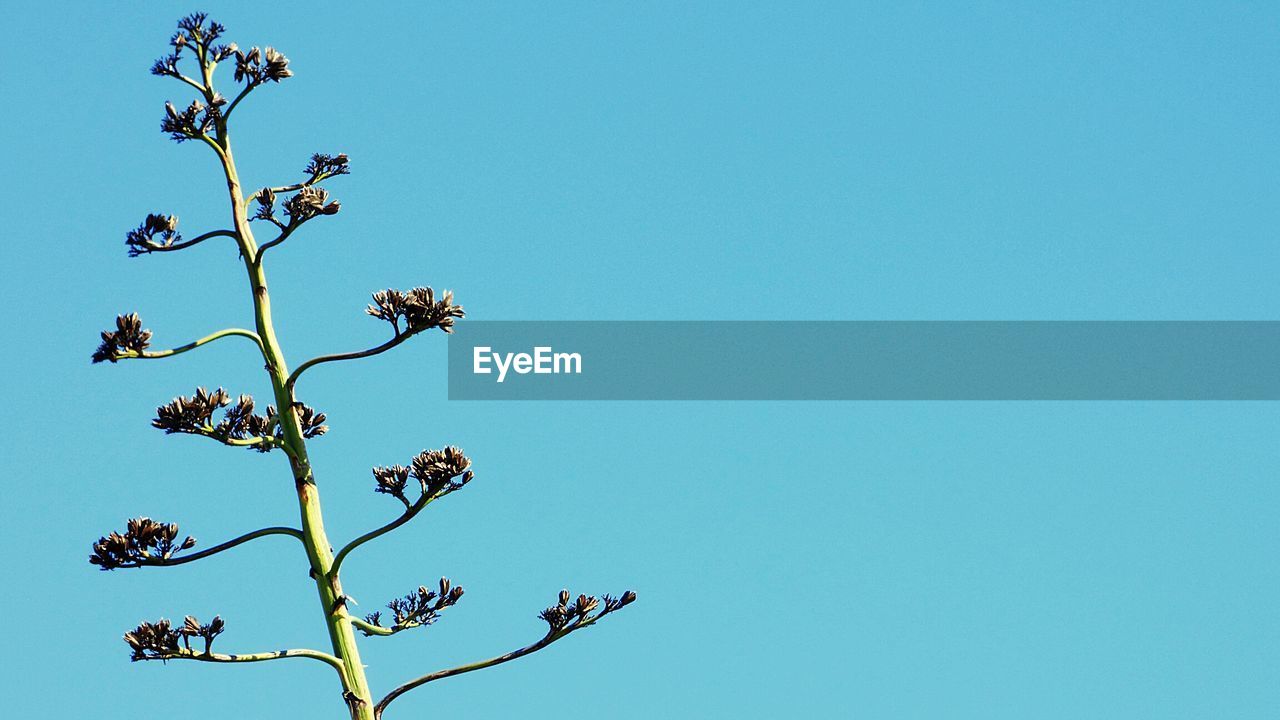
left=3, top=2, right=1278, bottom=718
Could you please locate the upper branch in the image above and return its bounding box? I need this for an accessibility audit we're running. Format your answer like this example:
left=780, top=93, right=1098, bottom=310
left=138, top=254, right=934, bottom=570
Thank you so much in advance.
left=246, top=154, right=350, bottom=262
left=287, top=287, right=464, bottom=391
left=90, top=517, right=303, bottom=570
left=373, top=590, right=637, bottom=718
left=329, top=448, right=474, bottom=578
left=124, top=214, right=237, bottom=257
left=92, top=313, right=264, bottom=364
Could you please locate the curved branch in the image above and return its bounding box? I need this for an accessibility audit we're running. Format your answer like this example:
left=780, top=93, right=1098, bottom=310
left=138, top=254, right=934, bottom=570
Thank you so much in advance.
left=253, top=224, right=298, bottom=263
left=349, top=617, right=397, bottom=637
left=223, top=83, right=254, bottom=120
left=287, top=332, right=412, bottom=392
left=375, top=629, right=576, bottom=717
left=116, top=327, right=265, bottom=361
left=145, top=229, right=238, bottom=253
left=329, top=493, right=435, bottom=578
left=175, top=73, right=206, bottom=94
left=138, top=646, right=345, bottom=677
left=112, top=526, right=304, bottom=569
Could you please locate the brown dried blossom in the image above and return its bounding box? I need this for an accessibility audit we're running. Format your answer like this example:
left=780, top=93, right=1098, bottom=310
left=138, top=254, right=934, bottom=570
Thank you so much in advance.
left=90, top=517, right=197, bottom=570
left=366, top=287, right=465, bottom=336
left=410, top=446, right=473, bottom=498
left=92, top=313, right=153, bottom=363
left=361, top=577, right=465, bottom=635
left=284, top=186, right=341, bottom=223
left=233, top=46, right=292, bottom=86
left=150, top=13, right=231, bottom=79
left=124, top=619, right=182, bottom=661
left=161, top=98, right=222, bottom=142
left=179, top=615, right=226, bottom=653
left=153, top=388, right=324, bottom=450
left=538, top=589, right=636, bottom=634
left=293, top=403, right=329, bottom=439
left=304, top=153, right=350, bottom=179
left=153, top=386, right=231, bottom=434
left=125, top=213, right=181, bottom=256
left=372, top=464, right=411, bottom=505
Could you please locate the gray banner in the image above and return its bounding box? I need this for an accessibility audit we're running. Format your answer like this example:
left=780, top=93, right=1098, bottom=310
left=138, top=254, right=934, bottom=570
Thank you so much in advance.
left=446, top=321, right=1280, bottom=400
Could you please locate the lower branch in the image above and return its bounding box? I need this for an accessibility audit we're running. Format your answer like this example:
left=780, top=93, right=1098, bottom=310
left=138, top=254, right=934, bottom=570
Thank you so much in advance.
left=137, top=647, right=346, bottom=677
left=374, top=633, right=558, bottom=717
left=373, top=590, right=636, bottom=718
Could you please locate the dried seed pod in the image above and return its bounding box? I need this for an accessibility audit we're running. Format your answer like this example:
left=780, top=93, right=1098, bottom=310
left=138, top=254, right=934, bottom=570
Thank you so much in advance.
left=89, top=517, right=197, bottom=570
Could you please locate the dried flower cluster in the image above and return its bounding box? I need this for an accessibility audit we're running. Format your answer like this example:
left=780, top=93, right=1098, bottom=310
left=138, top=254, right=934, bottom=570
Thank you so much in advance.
left=124, top=615, right=226, bottom=661
left=367, top=288, right=466, bottom=337
left=152, top=387, right=327, bottom=449
left=125, top=213, right=182, bottom=256
left=180, top=615, right=227, bottom=654
left=305, top=152, right=350, bottom=180
left=362, top=578, right=465, bottom=635
left=233, top=46, right=292, bottom=87
left=373, top=446, right=473, bottom=505
left=285, top=186, right=342, bottom=222
left=250, top=153, right=349, bottom=231
left=162, top=98, right=222, bottom=142
left=539, top=589, right=638, bottom=634
left=92, top=313, right=153, bottom=363
left=150, top=13, right=235, bottom=81
left=124, top=619, right=182, bottom=661
left=90, top=517, right=196, bottom=570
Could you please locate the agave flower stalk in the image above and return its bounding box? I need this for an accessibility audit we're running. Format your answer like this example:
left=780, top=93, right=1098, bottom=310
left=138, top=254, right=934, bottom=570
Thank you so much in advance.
left=92, top=13, right=634, bottom=719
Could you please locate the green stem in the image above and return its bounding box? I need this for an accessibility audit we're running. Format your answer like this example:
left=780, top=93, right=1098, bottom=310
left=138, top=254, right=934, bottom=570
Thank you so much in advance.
left=215, top=116, right=375, bottom=719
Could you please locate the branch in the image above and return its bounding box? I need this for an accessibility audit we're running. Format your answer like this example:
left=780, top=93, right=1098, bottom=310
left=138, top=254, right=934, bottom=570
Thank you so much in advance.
left=112, top=327, right=265, bottom=361
left=287, top=332, right=413, bottom=392
left=142, top=228, right=237, bottom=253
left=329, top=492, right=434, bottom=578
left=104, top=526, right=303, bottom=570
left=349, top=617, right=397, bottom=637
left=176, top=73, right=207, bottom=94
left=137, top=646, right=345, bottom=677
left=253, top=223, right=298, bottom=263
left=373, top=590, right=635, bottom=717
left=374, top=628, right=578, bottom=717
left=173, top=427, right=288, bottom=453
left=223, top=83, right=254, bottom=120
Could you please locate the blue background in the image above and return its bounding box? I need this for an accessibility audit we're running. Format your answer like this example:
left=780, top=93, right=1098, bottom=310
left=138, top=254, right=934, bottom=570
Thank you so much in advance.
left=3, top=2, right=1278, bottom=718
